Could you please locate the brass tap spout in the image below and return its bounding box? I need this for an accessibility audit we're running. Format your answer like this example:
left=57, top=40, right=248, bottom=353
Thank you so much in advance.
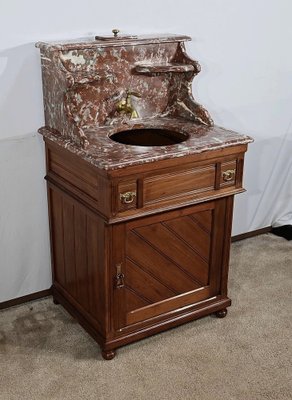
left=116, top=90, right=141, bottom=119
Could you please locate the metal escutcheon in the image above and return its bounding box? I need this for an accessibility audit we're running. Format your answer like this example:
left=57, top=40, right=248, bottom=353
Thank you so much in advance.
left=115, top=263, right=124, bottom=289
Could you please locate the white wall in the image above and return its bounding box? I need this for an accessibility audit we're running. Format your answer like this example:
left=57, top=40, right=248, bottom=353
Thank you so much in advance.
left=1, top=0, right=291, bottom=302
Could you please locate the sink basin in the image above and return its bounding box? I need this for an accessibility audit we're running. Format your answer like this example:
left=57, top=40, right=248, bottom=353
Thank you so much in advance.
left=109, top=128, right=189, bottom=147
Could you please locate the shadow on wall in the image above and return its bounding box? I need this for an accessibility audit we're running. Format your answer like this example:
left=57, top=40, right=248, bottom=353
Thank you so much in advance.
left=233, top=132, right=292, bottom=234
left=0, top=43, right=52, bottom=302
left=0, top=43, right=44, bottom=139
left=203, top=80, right=292, bottom=234
left=257, top=133, right=292, bottom=226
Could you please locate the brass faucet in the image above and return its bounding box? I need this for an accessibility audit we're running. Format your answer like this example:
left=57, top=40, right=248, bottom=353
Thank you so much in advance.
left=116, top=90, right=141, bottom=119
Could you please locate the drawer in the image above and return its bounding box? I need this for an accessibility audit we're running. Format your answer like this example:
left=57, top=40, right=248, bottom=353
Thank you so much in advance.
left=114, top=158, right=243, bottom=217
left=143, top=165, right=216, bottom=205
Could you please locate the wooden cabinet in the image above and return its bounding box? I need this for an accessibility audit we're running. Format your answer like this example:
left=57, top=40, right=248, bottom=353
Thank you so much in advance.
left=45, top=140, right=247, bottom=360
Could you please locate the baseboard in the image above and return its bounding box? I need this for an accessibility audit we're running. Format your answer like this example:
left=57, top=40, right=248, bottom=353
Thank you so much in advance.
left=0, top=227, right=272, bottom=311
left=231, top=226, right=272, bottom=242
left=0, top=288, right=52, bottom=311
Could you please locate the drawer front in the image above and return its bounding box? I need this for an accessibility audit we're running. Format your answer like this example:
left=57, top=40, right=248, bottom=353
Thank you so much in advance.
left=143, top=165, right=216, bottom=205
left=113, top=157, right=243, bottom=217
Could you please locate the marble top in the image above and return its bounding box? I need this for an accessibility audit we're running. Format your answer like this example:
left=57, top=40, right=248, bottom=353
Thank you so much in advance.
left=35, top=34, right=191, bottom=51
left=39, top=117, right=253, bottom=171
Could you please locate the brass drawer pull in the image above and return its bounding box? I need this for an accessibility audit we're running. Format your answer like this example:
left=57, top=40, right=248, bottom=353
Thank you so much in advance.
left=120, top=191, right=136, bottom=204
left=222, top=169, right=236, bottom=182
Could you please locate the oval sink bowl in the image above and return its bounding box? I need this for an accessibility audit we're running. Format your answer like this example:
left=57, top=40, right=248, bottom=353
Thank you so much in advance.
left=110, top=128, right=189, bottom=147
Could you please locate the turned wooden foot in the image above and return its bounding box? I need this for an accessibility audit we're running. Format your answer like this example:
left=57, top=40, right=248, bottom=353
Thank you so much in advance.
left=53, top=298, right=59, bottom=305
left=101, top=349, right=116, bottom=360
left=215, top=308, right=228, bottom=318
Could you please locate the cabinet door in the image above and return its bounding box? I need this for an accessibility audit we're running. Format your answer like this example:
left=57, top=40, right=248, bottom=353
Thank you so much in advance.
left=113, top=199, right=227, bottom=330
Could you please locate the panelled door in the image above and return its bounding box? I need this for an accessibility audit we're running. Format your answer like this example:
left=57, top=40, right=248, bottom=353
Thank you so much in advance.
left=113, top=199, right=227, bottom=330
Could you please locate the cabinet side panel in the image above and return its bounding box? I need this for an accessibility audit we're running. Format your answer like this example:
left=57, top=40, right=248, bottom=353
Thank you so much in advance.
left=220, top=196, right=234, bottom=296
left=208, top=198, right=226, bottom=296
left=63, top=200, right=77, bottom=298
left=46, top=143, right=111, bottom=217
left=49, top=189, right=66, bottom=287
left=49, top=186, right=105, bottom=331
left=87, top=215, right=104, bottom=324
left=74, top=207, right=89, bottom=311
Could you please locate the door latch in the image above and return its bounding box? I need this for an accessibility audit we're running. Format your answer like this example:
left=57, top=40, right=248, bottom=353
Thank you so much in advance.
left=115, top=263, right=125, bottom=289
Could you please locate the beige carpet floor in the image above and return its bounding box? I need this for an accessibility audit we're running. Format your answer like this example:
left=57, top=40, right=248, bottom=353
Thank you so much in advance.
left=0, top=233, right=291, bottom=400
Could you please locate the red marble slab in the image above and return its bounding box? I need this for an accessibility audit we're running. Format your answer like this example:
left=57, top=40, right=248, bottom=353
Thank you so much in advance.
left=36, top=33, right=253, bottom=171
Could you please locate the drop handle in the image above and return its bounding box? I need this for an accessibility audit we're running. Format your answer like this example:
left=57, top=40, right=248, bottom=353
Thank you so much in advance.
left=120, top=191, right=136, bottom=204
left=222, top=169, right=236, bottom=182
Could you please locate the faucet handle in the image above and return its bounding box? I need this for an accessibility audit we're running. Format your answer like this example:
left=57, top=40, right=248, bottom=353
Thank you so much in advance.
left=126, top=90, right=142, bottom=98
left=112, top=29, right=120, bottom=37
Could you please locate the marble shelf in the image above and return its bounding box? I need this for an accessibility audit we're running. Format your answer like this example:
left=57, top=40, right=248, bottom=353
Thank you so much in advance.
left=134, top=63, right=195, bottom=74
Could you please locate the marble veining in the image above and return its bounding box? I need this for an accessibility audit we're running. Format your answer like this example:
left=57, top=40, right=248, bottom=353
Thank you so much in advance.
left=36, top=33, right=253, bottom=170
left=39, top=116, right=252, bottom=170
left=35, top=34, right=192, bottom=51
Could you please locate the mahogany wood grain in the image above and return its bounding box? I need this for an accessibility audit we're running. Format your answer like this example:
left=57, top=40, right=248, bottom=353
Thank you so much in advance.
left=126, top=231, right=199, bottom=293
left=49, top=189, right=66, bottom=287
left=48, top=189, right=108, bottom=333
left=45, top=138, right=246, bottom=223
left=163, top=213, right=211, bottom=260
left=45, top=140, right=248, bottom=359
left=143, top=164, right=215, bottom=204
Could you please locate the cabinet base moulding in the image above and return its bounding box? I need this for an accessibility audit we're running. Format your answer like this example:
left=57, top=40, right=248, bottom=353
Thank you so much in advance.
left=52, top=285, right=231, bottom=359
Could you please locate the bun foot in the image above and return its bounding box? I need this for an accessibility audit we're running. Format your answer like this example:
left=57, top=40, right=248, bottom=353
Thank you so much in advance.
left=215, top=308, right=228, bottom=318
left=101, top=349, right=116, bottom=360
left=53, top=298, right=59, bottom=305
